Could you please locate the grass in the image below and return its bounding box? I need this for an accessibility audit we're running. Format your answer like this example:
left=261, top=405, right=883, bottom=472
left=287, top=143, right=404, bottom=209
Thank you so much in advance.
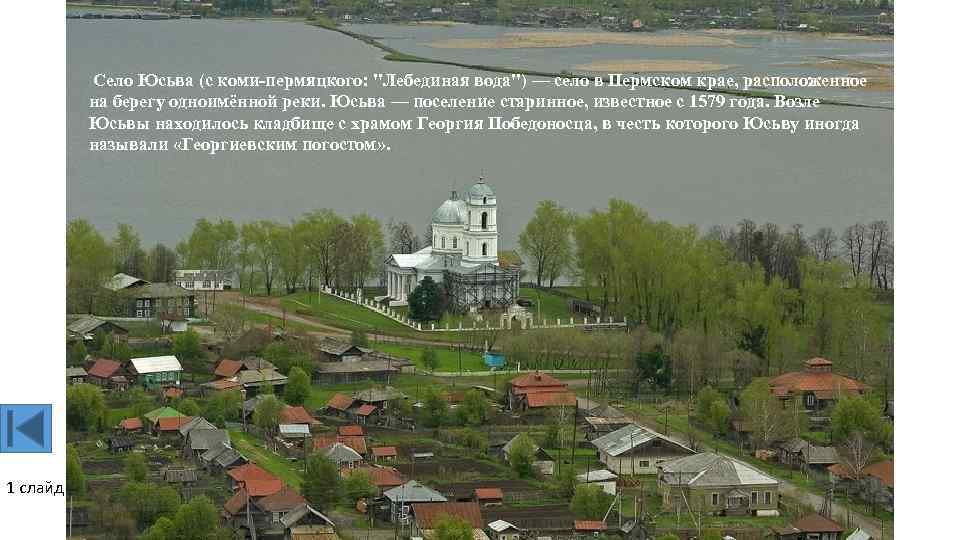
left=375, top=343, right=487, bottom=372
left=229, top=430, right=303, bottom=489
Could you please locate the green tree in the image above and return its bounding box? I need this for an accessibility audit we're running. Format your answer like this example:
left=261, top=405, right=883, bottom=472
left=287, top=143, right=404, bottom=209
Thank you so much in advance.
left=67, top=219, right=114, bottom=314
left=740, top=377, right=805, bottom=448
left=695, top=386, right=731, bottom=435
left=141, top=517, right=176, bottom=540
left=455, top=390, right=490, bottom=426
left=343, top=470, right=378, bottom=503
left=570, top=484, right=613, bottom=519
left=351, top=329, right=369, bottom=347
left=508, top=433, right=537, bottom=477
left=69, top=340, right=88, bottom=367
left=203, top=389, right=242, bottom=427
left=409, top=276, right=444, bottom=321
left=66, top=383, right=106, bottom=432
left=434, top=514, right=474, bottom=540
left=175, top=398, right=201, bottom=417
left=172, top=329, right=204, bottom=370
left=831, top=394, right=892, bottom=446
left=421, top=348, right=440, bottom=373
left=302, top=452, right=341, bottom=509
left=168, top=496, right=231, bottom=540
left=421, top=386, right=449, bottom=427
left=66, top=444, right=86, bottom=496
left=112, top=222, right=146, bottom=277
left=701, top=530, right=723, bottom=540
left=284, top=366, right=312, bottom=405
left=119, top=482, right=180, bottom=528
left=124, top=452, right=148, bottom=482
left=253, top=395, right=283, bottom=434
left=518, top=200, right=575, bottom=287
left=241, top=220, right=284, bottom=295
left=176, top=218, right=238, bottom=272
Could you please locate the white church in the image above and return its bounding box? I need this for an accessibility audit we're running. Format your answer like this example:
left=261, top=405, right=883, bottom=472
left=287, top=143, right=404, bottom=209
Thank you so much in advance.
left=383, top=178, right=520, bottom=312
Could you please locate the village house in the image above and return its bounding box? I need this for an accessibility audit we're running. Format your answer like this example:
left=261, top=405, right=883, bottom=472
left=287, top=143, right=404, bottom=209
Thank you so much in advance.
left=383, top=480, right=448, bottom=522
left=66, top=367, right=87, bottom=385
left=236, top=367, right=288, bottom=396
left=575, top=469, right=619, bottom=495
left=214, top=358, right=244, bottom=378
left=861, top=460, right=894, bottom=512
left=67, top=315, right=128, bottom=345
left=657, top=453, right=780, bottom=516
left=411, top=501, right=485, bottom=539
left=778, top=438, right=840, bottom=471
left=164, top=467, right=198, bottom=491
left=326, top=393, right=355, bottom=416
left=280, top=424, right=312, bottom=441
left=768, top=358, right=868, bottom=413
left=201, top=442, right=247, bottom=474
left=772, top=513, right=845, bottom=540
left=508, top=372, right=570, bottom=411
left=372, top=446, right=398, bottom=463
left=164, top=386, right=184, bottom=401
left=185, top=428, right=229, bottom=461
left=129, top=355, right=183, bottom=389
left=157, top=416, right=195, bottom=439
left=475, top=487, right=504, bottom=507
left=86, top=358, right=122, bottom=388
left=105, top=272, right=149, bottom=291
left=317, top=338, right=369, bottom=362
left=314, top=360, right=400, bottom=385
left=108, top=436, right=135, bottom=454
left=488, top=520, right=522, bottom=540
left=118, top=417, right=143, bottom=433
left=174, top=269, right=237, bottom=291
left=281, top=406, right=320, bottom=428
left=342, top=465, right=404, bottom=495
left=582, top=416, right=632, bottom=439
left=144, top=406, right=184, bottom=432
left=320, top=442, right=364, bottom=468
left=574, top=521, right=607, bottom=534
left=351, top=404, right=378, bottom=425
left=591, top=424, right=695, bottom=476
left=223, top=485, right=334, bottom=537
left=120, top=282, right=196, bottom=319
left=354, top=386, right=406, bottom=410
left=227, top=463, right=283, bottom=497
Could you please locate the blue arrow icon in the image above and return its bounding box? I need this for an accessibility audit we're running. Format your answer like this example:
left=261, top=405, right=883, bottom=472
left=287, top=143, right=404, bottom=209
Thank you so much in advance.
left=0, top=405, right=52, bottom=453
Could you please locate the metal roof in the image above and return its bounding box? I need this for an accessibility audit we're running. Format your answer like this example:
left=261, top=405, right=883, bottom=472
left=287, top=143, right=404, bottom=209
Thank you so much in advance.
left=432, top=198, right=467, bottom=224
left=322, top=442, right=363, bottom=464
left=576, top=469, right=619, bottom=482
left=105, top=273, right=148, bottom=291
left=130, top=355, right=183, bottom=374
left=488, top=520, right=519, bottom=533
left=591, top=424, right=691, bottom=457
left=659, top=453, right=779, bottom=488
left=68, top=315, right=126, bottom=335
left=384, top=480, right=447, bottom=503
left=188, top=429, right=229, bottom=451
left=66, top=367, right=87, bottom=378
left=467, top=180, right=495, bottom=199
left=280, top=424, right=312, bottom=438
left=179, top=416, right=217, bottom=437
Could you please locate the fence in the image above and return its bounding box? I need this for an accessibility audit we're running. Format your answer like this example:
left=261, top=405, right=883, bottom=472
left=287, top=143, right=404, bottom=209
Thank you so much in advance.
left=320, top=286, right=628, bottom=332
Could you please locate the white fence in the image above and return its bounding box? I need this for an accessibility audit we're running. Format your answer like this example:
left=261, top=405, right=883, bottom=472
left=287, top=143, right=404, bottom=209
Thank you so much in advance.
left=319, top=286, right=628, bottom=333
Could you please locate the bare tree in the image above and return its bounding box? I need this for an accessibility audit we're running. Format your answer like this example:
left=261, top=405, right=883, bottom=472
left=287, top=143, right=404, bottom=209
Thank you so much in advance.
left=867, top=220, right=890, bottom=288
left=842, top=431, right=875, bottom=482
left=842, top=223, right=868, bottom=283
left=809, top=227, right=838, bottom=261
left=388, top=220, right=420, bottom=255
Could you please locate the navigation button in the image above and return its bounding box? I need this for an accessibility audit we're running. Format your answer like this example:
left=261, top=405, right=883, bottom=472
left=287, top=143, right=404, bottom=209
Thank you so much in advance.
left=0, top=405, right=52, bottom=453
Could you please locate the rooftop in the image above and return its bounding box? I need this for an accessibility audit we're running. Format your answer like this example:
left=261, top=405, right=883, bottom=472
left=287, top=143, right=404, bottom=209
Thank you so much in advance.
left=475, top=487, right=504, bottom=500
left=591, top=424, right=692, bottom=457
left=214, top=358, right=243, bottom=378
left=413, top=501, right=484, bottom=529
left=327, top=393, right=355, bottom=411
left=526, top=391, right=577, bottom=408
left=384, top=480, right=447, bottom=503
left=510, top=372, right=565, bottom=389
left=338, top=425, right=364, bottom=436
left=281, top=406, right=318, bottom=425
left=87, top=358, right=121, bottom=379
left=130, top=355, right=183, bottom=375
left=659, top=453, right=778, bottom=488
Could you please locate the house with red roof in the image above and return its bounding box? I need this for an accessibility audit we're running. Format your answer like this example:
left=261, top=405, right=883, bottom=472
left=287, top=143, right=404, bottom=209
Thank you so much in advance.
left=474, top=487, right=504, bottom=507
left=281, top=406, right=320, bottom=427
left=223, top=484, right=335, bottom=536
left=118, top=417, right=143, bottom=432
left=227, top=463, right=283, bottom=497
left=338, top=424, right=364, bottom=437
left=214, top=358, right=243, bottom=378
left=314, top=434, right=368, bottom=457
left=508, top=372, right=570, bottom=411
left=411, top=502, right=484, bottom=539
left=574, top=521, right=606, bottom=533
left=326, top=393, right=355, bottom=416
left=372, top=446, right=398, bottom=463
left=768, top=358, right=868, bottom=412
left=862, top=459, right=893, bottom=512
left=87, top=358, right=123, bottom=388
left=342, top=465, right=404, bottom=494
left=772, top=513, right=844, bottom=540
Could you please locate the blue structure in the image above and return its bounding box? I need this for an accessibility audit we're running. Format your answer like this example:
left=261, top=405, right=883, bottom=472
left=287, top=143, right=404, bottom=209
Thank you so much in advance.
left=483, top=352, right=505, bottom=368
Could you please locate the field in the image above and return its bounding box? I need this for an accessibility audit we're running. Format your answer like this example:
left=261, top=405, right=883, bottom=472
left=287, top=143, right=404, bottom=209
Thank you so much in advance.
left=375, top=343, right=486, bottom=372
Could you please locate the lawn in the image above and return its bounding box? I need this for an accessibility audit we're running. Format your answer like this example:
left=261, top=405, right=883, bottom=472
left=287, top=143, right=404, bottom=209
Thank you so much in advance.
left=374, top=343, right=487, bottom=372
left=518, top=287, right=579, bottom=322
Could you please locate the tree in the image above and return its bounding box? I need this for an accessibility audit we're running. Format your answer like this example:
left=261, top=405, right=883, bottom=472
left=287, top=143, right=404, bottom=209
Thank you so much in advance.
left=342, top=470, right=378, bottom=503
left=634, top=344, right=671, bottom=391
left=518, top=200, right=574, bottom=287
left=67, top=219, right=114, bottom=314
left=241, top=220, right=283, bottom=295
left=434, top=515, right=474, bottom=540
left=112, top=223, right=146, bottom=277
left=389, top=220, right=420, bottom=254
left=421, top=348, right=440, bottom=373
left=146, top=243, right=178, bottom=282
left=69, top=340, right=88, bottom=367
left=301, top=209, right=346, bottom=288
left=831, top=394, right=891, bottom=446
left=695, top=386, right=730, bottom=435
left=408, top=276, right=444, bottom=321
left=125, top=452, right=148, bottom=482
left=421, top=386, right=448, bottom=427
left=212, top=303, right=247, bottom=342
left=67, top=383, right=106, bottom=431
left=177, top=218, right=238, bottom=271
left=176, top=398, right=201, bottom=417
left=203, top=389, right=242, bottom=427
left=284, top=366, right=311, bottom=405
left=168, top=496, right=231, bottom=540
left=739, top=378, right=805, bottom=448
left=508, top=433, right=537, bottom=477
left=172, top=329, right=205, bottom=371
left=302, top=452, right=341, bottom=509
left=253, top=395, right=283, bottom=433
left=455, top=389, right=490, bottom=426
left=119, top=482, right=180, bottom=528
left=351, top=329, right=369, bottom=347
left=66, top=444, right=86, bottom=496
left=570, top=484, right=613, bottom=519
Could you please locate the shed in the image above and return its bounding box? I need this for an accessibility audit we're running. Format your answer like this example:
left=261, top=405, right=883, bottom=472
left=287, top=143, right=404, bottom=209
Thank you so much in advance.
left=280, top=424, right=312, bottom=439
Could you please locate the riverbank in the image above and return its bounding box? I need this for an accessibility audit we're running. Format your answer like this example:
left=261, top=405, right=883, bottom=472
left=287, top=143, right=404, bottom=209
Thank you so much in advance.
left=427, top=31, right=743, bottom=49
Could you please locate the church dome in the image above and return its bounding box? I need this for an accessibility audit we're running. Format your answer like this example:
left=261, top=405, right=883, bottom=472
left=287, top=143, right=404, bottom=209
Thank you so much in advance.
left=468, top=180, right=495, bottom=200
left=432, top=198, right=467, bottom=225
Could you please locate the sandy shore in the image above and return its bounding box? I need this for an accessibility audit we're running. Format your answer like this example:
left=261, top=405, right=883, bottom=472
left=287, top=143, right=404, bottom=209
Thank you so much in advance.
left=776, top=57, right=893, bottom=91
left=409, top=20, right=471, bottom=27
left=572, top=59, right=735, bottom=73
left=428, top=31, right=741, bottom=49
left=704, top=28, right=893, bottom=42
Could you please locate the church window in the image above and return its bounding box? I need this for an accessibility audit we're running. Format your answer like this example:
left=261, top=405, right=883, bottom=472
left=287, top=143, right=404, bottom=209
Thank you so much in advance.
left=483, top=196, right=487, bottom=204
left=433, top=234, right=437, bottom=246
left=481, top=212, right=488, bottom=230
left=441, top=237, right=446, bottom=249
left=482, top=243, right=488, bottom=256
left=452, top=237, right=458, bottom=249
